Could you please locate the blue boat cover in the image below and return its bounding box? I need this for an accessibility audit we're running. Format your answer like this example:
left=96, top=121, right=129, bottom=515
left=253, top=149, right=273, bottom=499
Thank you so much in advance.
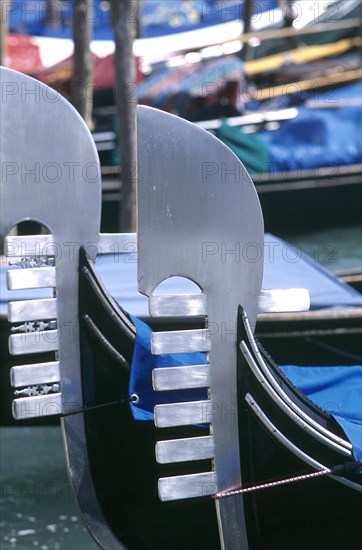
left=280, top=365, right=362, bottom=461
left=128, top=314, right=207, bottom=421
left=129, top=313, right=362, bottom=461
left=8, top=0, right=278, bottom=40
left=261, top=234, right=362, bottom=311
left=257, top=82, right=362, bottom=173
left=1, top=235, right=360, bottom=316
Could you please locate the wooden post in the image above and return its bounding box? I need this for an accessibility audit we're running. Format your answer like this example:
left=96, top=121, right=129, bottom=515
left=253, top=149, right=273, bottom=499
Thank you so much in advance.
left=278, top=0, right=298, bottom=50
left=111, top=0, right=138, bottom=233
left=72, top=0, right=93, bottom=128
left=45, top=0, right=61, bottom=30
left=0, top=0, right=8, bottom=66
left=241, top=0, right=253, bottom=61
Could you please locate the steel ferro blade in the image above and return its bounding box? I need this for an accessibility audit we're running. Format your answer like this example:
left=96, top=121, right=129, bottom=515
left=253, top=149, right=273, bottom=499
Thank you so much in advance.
left=137, top=106, right=264, bottom=550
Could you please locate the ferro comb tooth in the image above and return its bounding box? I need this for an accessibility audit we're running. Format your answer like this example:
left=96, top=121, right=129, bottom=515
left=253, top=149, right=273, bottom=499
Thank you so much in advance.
left=12, top=393, right=62, bottom=420
left=9, top=330, right=59, bottom=355
left=158, top=472, right=217, bottom=501
left=152, top=365, right=210, bottom=391
left=8, top=298, right=57, bottom=323
left=156, top=435, right=214, bottom=464
left=4, top=235, right=55, bottom=257
left=151, top=329, right=211, bottom=355
left=98, top=233, right=137, bottom=253
left=149, top=294, right=207, bottom=317
left=11, top=361, right=60, bottom=388
left=7, top=267, right=56, bottom=290
left=258, top=288, right=310, bottom=313
left=154, top=401, right=210, bottom=428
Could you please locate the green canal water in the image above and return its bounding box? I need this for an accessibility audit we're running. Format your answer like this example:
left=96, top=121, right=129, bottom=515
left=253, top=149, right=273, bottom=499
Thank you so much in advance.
left=0, top=427, right=98, bottom=550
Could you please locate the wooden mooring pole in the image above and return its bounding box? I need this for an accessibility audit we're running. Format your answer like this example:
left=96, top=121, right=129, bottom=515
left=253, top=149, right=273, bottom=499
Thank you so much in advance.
left=111, top=0, right=138, bottom=233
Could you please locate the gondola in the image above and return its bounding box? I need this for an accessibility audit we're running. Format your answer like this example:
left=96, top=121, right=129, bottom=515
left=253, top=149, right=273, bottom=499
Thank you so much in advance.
left=2, top=238, right=361, bottom=427
left=1, top=68, right=361, bottom=549
left=1, top=239, right=361, bottom=426
left=73, top=248, right=361, bottom=550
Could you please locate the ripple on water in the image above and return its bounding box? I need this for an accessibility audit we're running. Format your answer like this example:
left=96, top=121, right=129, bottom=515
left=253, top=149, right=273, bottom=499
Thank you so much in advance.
left=1, top=427, right=98, bottom=549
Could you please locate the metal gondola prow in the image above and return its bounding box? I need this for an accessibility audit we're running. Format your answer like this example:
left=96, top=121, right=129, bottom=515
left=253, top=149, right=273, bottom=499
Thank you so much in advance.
left=0, top=67, right=102, bottom=419
left=0, top=67, right=124, bottom=549
left=137, top=105, right=265, bottom=549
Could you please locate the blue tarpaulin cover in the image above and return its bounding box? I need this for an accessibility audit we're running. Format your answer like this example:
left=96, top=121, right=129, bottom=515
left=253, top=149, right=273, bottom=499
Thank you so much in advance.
left=280, top=365, right=362, bottom=461
left=258, top=82, right=362, bottom=173
left=262, top=235, right=362, bottom=310
left=128, top=314, right=207, bottom=421
left=8, top=0, right=278, bottom=40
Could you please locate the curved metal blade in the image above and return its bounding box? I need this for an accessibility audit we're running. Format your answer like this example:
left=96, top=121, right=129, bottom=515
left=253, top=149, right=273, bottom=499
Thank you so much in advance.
left=137, top=105, right=264, bottom=549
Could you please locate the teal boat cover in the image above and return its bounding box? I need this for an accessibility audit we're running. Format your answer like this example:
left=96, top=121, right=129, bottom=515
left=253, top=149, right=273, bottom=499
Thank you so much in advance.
left=214, top=122, right=270, bottom=175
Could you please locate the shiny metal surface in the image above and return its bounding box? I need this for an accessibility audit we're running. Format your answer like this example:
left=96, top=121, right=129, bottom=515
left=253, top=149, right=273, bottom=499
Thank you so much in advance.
left=156, top=435, right=215, bottom=464
left=149, top=294, right=207, bottom=316
left=6, top=266, right=56, bottom=289
left=259, top=288, right=310, bottom=313
left=9, top=330, right=59, bottom=355
left=154, top=400, right=210, bottom=428
left=4, top=235, right=56, bottom=256
left=138, top=105, right=263, bottom=548
left=8, top=298, right=57, bottom=322
left=1, top=67, right=101, bottom=412
left=152, top=365, right=210, bottom=391
left=150, top=289, right=309, bottom=316
left=12, top=393, right=62, bottom=420
left=158, top=471, right=217, bottom=501
left=151, top=329, right=211, bottom=354
left=10, top=361, right=60, bottom=387
left=98, top=233, right=137, bottom=254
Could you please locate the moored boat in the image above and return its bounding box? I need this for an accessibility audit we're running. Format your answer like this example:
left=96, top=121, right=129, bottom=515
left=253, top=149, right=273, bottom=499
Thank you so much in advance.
left=1, top=68, right=361, bottom=549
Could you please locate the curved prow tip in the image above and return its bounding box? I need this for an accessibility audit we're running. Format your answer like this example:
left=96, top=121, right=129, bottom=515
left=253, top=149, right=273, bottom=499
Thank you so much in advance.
left=1, top=67, right=101, bottom=419
left=137, top=105, right=263, bottom=549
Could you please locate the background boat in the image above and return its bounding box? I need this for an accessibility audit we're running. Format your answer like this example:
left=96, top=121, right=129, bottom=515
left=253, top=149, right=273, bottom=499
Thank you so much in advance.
left=93, top=31, right=362, bottom=234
